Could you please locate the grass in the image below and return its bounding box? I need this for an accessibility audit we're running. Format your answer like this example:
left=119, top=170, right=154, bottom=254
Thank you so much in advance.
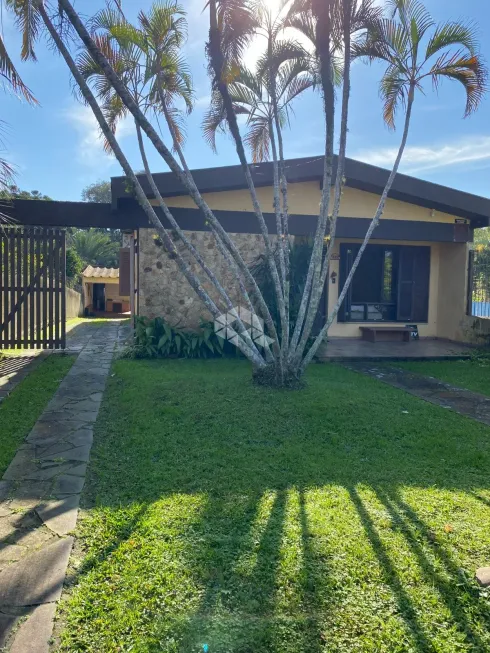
left=57, top=360, right=490, bottom=653
left=398, top=357, right=490, bottom=396
left=0, top=354, right=75, bottom=475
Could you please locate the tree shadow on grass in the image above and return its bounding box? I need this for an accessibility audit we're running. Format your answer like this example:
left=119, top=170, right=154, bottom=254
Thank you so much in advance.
left=376, top=487, right=490, bottom=651
left=347, top=486, right=433, bottom=652
left=57, top=360, right=490, bottom=651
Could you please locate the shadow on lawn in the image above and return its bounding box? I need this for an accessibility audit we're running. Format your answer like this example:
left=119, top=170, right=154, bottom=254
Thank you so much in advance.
left=60, top=485, right=490, bottom=652
left=58, top=360, right=490, bottom=652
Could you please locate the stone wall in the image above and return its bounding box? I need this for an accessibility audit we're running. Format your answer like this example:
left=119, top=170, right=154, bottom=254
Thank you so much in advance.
left=458, top=315, right=490, bottom=346
left=138, top=228, right=268, bottom=328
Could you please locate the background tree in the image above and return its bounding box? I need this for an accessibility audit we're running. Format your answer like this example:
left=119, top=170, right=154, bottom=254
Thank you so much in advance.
left=81, top=179, right=111, bottom=203
left=66, top=246, right=83, bottom=286
left=69, top=228, right=119, bottom=268
left=0, top=185, right=52, bottom=200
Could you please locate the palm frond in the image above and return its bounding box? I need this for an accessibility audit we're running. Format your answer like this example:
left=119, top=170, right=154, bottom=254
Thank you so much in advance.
left=101, top=93, right=128, bottom=152
left=380, top=65, right=407, bottom=129
left=388, top=0, right=434, bottom=38
left=284, top=11, right=316, bottom=46
left=256, top=37, right=309, bottom=82
left=202, top=88, right=250, bottom=151
left=425, top=21, right=479, bottom=60
left=210, top=0, right=258, bottom=71
left=427, top=50, right=487, bottom=117
left=0, top=34, right=37, bottom=103
left=5, top=0, right=41, bottom=61
left=164, top=104, right=187, bottom=149
left=202, top=91, right=227, bottom=151
left=244, top=116, right=270, bottom=163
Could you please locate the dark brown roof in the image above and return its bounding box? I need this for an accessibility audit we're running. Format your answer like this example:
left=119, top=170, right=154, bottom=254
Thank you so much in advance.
left=111, top=155, right=490, bottom=227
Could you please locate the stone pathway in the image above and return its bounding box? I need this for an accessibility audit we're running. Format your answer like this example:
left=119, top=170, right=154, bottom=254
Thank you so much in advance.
left=344, top=362, right=490, bottom=426
left=0, top=320, right=127, bottom=652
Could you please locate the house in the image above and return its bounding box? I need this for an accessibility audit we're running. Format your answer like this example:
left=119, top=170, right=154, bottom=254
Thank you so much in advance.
left=82, top=266, right=130, bottom=315
left=8, top=155, right=490, bottom=345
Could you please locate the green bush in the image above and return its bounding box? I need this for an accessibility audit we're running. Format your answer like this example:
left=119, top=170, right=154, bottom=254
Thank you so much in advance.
left=123, top=316, right=240, bottom=359
left=66, top=247, right=83, bottom=280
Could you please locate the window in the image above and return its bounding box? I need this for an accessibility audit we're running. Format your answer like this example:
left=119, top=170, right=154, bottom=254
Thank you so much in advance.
left=338, top=244, right=430, bottom=323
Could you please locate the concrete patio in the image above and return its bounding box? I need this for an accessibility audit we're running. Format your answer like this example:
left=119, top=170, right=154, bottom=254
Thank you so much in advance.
left=317, top=337, right=473, bottom=362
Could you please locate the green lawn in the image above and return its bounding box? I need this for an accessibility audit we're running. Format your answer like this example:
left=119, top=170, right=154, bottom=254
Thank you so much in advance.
left=57, top=360, right=490, bottom=653
left=0, top=354, right=75, bottom=475
left=398, top=359, right=490, bottom=396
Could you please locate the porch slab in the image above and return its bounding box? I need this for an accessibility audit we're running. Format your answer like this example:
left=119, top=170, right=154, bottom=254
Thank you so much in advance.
left=316, top=337, right=473, bottom=362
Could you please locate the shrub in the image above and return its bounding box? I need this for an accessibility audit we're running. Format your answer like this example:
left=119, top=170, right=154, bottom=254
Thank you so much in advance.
left=66, top=247, right=83, bottom=281
left=122, top=316, right=240, bottom=359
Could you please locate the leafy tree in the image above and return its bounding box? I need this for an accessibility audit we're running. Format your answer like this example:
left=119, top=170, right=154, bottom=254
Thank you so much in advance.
left=0, top=185, right=52, bottom=200
left=81, top=179, right=111, bottom=203
left=70, top=228, right=119, bottom=268
left=5, top=0, right=487, bottom=387
left=475, top=228, right=490, bottom=246
left=66, top=246, right=83, bottom=280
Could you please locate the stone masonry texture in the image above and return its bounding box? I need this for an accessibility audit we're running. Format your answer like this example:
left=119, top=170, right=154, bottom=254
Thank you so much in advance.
left=138, top=228, right=273, bottom=328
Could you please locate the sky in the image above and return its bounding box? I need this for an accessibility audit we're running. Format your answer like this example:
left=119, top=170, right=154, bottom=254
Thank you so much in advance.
left=0, top=0, right=489, bottom=202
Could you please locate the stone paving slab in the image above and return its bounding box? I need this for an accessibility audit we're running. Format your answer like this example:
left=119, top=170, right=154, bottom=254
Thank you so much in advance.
left=343, top=362, right=490, bottom=427
left=0, top=320, right=122, bottom=651
left=8, top=603, right=57, bottom=653
left=0, top=538, right=74, bottom=607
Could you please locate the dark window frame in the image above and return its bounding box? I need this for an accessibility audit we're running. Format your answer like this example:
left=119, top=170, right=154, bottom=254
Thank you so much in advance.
left=338, top=243, right=430, bottom=323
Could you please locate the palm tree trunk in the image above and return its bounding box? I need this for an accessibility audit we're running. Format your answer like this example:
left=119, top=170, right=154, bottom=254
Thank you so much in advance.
left=268, top=114, right=289, bottom=372
left=58, top=0, right=282, bottom=361
left=268, top=115, right=285, bottom=287
left=293, top=0, right=352, bottom=363
left=207, top=0, right=287, bottom=369
left=135, top=120, right=263, bottom=362
left=301, top=85, right=416, bottom=371
left=39, top=4, right=265, bottom=367
left=289, top=0, right=335, bottom=357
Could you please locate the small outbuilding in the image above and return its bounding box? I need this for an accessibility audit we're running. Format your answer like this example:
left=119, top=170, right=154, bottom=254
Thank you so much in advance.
left=82, top=266, right=130, bottom=316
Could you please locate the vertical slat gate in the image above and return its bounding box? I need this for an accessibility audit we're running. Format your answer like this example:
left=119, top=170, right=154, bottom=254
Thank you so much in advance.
left=0, top=227, right=66, bottom=349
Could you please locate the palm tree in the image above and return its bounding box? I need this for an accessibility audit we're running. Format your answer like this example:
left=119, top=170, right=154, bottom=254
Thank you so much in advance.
left=70, top=229, right=119, bottom=268
left=302, top=0, right=487, bottom=369
left=203, top=58, right=314, bottom=164
left=4, top=0, right=487, bottom=386
left=78, top=1, right=193, bottom=168
left=283, top=0, right=383, bottom=362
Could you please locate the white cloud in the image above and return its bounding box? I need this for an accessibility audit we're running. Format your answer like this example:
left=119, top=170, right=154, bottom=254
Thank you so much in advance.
left=353, top=136, right=490, bottom=175
left=62, top=103, right=133, bottom=171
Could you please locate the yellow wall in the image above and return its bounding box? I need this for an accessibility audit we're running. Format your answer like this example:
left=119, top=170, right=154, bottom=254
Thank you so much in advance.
left=160, top=182, right=458, bottom=224
left=436, top=243, right=469, bottom=341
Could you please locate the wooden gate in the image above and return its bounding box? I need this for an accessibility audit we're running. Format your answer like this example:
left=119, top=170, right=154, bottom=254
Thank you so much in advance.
left=0, top=227, right=66, bottom=349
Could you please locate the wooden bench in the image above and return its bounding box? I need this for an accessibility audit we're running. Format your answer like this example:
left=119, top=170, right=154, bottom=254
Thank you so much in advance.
left=359, top=326, right=413, bottom=343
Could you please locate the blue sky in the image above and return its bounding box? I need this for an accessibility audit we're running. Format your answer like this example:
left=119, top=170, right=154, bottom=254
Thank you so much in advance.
left=1, top=0, right=489, bottom=201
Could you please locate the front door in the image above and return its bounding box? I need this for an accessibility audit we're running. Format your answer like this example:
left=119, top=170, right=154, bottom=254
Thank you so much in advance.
left=92, top=283, right=106, bottom=312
